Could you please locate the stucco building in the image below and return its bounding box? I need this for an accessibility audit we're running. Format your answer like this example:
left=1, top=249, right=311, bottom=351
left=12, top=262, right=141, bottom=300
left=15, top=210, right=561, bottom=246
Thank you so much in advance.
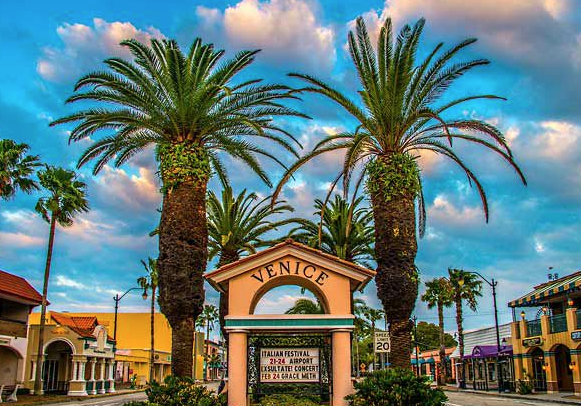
left=0, top=270, right=42, bottom=389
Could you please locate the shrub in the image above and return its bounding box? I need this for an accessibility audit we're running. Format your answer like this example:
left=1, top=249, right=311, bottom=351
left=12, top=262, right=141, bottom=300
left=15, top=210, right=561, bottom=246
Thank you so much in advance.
left=144, top=376, right=226, bottom=406
left=345, top=368, right=447, bottom=406
left=258, top=394, right=320, bottom=406
left=517, top=374, right=534, bottom=395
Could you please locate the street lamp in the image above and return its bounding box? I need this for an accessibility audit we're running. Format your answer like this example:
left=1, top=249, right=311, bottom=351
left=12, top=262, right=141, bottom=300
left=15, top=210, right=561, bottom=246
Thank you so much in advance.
left=411, top=316, right=420, bottom=377
left=113, top=287, right=147, bottom=341
left=460, top=270, right=504, bottom=394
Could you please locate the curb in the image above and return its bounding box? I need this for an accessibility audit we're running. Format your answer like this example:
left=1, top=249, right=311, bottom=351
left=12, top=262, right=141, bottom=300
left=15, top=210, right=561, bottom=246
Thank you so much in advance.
left=443, top=388, right=581, bottom=405
left=13, top=389, right=145, bottom=405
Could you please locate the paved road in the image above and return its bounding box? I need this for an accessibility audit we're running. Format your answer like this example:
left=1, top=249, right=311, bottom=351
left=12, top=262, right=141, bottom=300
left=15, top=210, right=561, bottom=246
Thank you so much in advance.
left=446, top=392, right=561, bottom=406
left=47, top=391, right=147, bottom=406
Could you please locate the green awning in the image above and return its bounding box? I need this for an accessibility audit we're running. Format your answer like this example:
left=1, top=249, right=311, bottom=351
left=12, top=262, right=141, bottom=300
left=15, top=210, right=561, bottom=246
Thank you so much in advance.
left=508, top=270, right=581, bottom=307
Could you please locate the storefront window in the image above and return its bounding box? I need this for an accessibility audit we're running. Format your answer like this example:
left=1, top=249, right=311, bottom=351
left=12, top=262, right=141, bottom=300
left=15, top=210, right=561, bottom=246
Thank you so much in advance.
left=488, top=362, right=496, bottom=381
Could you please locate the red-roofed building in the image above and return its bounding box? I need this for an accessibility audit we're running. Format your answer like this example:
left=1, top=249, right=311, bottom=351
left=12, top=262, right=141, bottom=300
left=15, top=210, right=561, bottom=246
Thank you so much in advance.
left=0, top=269, right=42, bottom=389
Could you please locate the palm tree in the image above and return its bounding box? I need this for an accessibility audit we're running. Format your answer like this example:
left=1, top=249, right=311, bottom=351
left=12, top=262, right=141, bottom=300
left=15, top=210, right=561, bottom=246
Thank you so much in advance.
left=0, top=139, right=41, bottom=203
left=137, top=257, right=158, bottom=384
left=199, top=304, right=219, bottom=380
left=361, top=305, right=385, bottom=370
left=273, top=17, right=526, bottom=367
left=352, top=298, right=370, bottom=376
left=289, top=195, right=374, bottom=266
left=51, top=38, right=306, bottom=376
left=285, top=298, right=324, bottom=314
left=33, top=165, right=89, bottom=395
left=421, top=277, right=453, bottom=385
left=208, top=186, right=304, bottom=342
left=448, top=268, right=482, bottom=386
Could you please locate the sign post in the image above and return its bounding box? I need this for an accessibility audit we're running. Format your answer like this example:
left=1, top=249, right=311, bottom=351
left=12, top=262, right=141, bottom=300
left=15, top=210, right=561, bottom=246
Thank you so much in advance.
left=374, top=331, right=390, bottom=370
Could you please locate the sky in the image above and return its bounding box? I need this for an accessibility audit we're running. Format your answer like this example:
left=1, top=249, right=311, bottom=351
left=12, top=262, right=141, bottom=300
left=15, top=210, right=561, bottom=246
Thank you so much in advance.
left=1, top=0, right=581, bottom=337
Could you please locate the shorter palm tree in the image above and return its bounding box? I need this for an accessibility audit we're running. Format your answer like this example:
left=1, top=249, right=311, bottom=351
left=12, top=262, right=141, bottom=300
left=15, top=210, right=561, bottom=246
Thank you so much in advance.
left=137, top=257, right=158, bottom=383
left=208, top=186, right=304, bottom=341
left=33, top=166, right=89, bottom=395
left=285, top=298, right=324, bottom=314
left=0, top=139, right=41, bottom=203
left=448, top=268, right=482, bottom=386
left=421, top=277, right=453, bottom=385
left=199, top=304, right=219, bottom=380
left=289, top=195, right=374, bottom=266
left=361, top=305, right=385, bottom=370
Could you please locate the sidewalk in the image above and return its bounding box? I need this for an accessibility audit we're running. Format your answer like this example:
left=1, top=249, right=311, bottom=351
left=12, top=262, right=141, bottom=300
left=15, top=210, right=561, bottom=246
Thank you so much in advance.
left=444, top=387, right=581, bottom=405
left=11, top=388, right=144, bottom=405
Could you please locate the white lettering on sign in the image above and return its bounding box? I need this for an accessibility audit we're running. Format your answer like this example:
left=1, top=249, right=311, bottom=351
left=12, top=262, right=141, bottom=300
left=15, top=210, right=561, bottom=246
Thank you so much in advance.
left=260, top=348, right=320, bottom=382
left=250, top=261, right=329, bottom=286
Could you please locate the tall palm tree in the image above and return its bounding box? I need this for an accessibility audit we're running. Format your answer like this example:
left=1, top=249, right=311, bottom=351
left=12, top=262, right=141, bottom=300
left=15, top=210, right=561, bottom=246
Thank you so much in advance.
left=51, top=38, right=306, bottom=376
left=0, top=139, right=41, bottom=202
left=448, top=268, right=482, bottom=386
left=289, top=195, right=374, bottom=266
left=421, top=277, right=453, bottom=385
left=285, top=298, right=324, bottom=314
left=199, top=304, right=219, bottom=380
left=33, top=166, right=89, bottom=395
left=273, top=17, right=526, bottom=367
left=137, top=257, right=158, bottom=384
left=208, top=186, right=304, bottom=342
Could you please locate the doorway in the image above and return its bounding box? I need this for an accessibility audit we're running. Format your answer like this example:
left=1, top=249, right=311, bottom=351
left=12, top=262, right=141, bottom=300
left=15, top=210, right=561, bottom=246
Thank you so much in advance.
left=554, top=345, right=573, bottom=391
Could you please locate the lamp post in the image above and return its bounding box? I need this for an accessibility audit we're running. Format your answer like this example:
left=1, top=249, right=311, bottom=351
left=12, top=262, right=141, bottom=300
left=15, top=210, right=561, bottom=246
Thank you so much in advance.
left=412, top=316, right=420, bottom=377
left=460, top=271, right=503, bottom=394
left=113, top=287, right=147, bottom=341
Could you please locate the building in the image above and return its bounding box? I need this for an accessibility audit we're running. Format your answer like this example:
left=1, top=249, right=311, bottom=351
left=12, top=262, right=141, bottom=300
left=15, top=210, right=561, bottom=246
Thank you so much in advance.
left=29, top=312, right=207, bottom=387
left=509, top=270, right=581, bottom=395
left=450, top=323, right=514, bottom=391
left=411, top=347, right=457, bottom=383
left=204, top=339, right=226, bottom=380
left=0, top=270, right=42, bottom=388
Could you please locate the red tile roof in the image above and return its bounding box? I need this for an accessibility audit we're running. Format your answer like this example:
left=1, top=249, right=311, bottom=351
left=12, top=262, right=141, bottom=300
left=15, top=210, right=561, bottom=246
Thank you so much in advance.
left=50, top=312, right=114, bottom=341
left=0, top=269, right=42, bottom=305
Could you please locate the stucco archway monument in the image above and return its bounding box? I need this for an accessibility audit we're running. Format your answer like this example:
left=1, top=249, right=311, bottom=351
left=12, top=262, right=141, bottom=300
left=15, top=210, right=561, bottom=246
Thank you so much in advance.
left=205, top=239, right=375, bottom=406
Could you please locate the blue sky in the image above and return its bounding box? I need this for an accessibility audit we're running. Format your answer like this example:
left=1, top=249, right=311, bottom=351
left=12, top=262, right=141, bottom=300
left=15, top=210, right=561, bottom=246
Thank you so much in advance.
left=1, top=0, right=581, bottom=335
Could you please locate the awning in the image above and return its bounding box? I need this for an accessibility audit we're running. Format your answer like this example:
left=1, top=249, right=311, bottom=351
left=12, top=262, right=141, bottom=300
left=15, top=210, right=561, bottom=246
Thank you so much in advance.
left=463, top=345, right=513, bottom=359
left=509, top=270, right=581, bottom=307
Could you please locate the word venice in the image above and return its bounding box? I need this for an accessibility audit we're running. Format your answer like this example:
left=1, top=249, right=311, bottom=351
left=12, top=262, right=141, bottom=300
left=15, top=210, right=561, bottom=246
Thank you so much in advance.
left=260, top=348, right=320, bottom=383
left=250, top=260, right=330, bottom=286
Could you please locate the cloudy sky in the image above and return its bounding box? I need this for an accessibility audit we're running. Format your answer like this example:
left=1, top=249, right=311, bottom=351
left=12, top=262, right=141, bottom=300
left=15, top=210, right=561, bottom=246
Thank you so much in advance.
left=1, top=0, right=581, bottom=335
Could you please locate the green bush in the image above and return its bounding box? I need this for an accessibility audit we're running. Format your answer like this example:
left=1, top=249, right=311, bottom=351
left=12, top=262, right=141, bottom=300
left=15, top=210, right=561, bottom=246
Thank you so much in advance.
left=517, top=374, right=534, bottom=395
left=143, top=376, right=226, bottom=406
left=258, top=394, right=320, bottom=406
left=346, top=368, right=447, bottom=406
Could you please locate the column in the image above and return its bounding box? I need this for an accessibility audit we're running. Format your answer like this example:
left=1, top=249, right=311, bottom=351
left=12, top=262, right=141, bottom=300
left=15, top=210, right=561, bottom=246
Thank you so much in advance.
left=107, top=360, right=116, bottom=393
left=98, top=359, right=106, bottom=394
left=571, top=350, right=581, bottom=396
left=228, top=330, right=248, bottom=406
left=88, top=358, right=97, bottom=395
left=72, top=361, right=79, bottom=381
left=332, top=329, right=352, bottom=406
left=545, top=351, right=559, bottom=393
left=68, top=357, right=88, bottom=396
left=159, top=364, right=164, bottom=382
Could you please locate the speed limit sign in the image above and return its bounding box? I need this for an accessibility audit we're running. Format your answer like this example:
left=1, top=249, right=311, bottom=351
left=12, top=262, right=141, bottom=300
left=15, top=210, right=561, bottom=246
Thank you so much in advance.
left=374, top=331, right=391, bottom=353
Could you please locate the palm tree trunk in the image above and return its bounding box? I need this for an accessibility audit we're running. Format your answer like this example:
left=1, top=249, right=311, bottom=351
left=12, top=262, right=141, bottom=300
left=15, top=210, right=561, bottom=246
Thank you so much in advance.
left=370, top=177, right=418, bottom=369
left=34, top=214, right=56, bottom=394
left=438, top=302, right=447, bottom=386
left=455, top=295, right=465, bottom=386
left=149, top=286, right=155, bottom=383
left=158, top=179, right=208, bottom=377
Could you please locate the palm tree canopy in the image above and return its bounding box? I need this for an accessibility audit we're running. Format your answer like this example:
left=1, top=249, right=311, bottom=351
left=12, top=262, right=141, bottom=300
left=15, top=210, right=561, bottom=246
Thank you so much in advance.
left=35, top=165, right=89, bottom=226
left=285, top=298, right=324, bottom=314
left=51, top=38, right=308, bottom=188
left=0, top=139, right=41, bottom=200
left=199, top=304, right=219, bottom=326
left=274, top=17, right=526, bottom=234
left=208, top=186, right=304, bottom=262
left=421, top=277, right=453, bottom=310
left=289, top=195, right=374, bottom=266
left=138, top=257, right=159, bottom=292
left=448, top=268, right=483, bottom=311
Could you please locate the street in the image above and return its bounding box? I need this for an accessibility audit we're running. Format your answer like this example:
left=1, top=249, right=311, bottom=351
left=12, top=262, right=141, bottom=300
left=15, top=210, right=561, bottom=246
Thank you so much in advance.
left=46, top=391, right=147, bottom=406
left=446, top=392, right=567, bottom=406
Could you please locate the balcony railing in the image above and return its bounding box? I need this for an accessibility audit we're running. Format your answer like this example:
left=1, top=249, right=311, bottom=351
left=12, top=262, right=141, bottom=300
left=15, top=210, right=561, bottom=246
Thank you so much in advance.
left=0, top=318, right=27, bottom=338
left=576, top=309, right=581, bottom=329
left=550, top=314, right=568, bottom=333
left=526, top=319, right=542, bottom=337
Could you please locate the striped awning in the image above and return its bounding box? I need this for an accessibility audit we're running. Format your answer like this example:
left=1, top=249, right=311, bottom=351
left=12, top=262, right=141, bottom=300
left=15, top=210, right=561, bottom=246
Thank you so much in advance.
left=508, top=271, right=581, bottom=307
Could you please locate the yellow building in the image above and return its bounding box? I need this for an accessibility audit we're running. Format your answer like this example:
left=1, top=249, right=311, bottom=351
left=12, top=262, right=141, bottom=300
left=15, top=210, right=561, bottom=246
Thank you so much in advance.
left=29, top=312, right=206, bottom=389
left=509, top=271, right=581, bottom=395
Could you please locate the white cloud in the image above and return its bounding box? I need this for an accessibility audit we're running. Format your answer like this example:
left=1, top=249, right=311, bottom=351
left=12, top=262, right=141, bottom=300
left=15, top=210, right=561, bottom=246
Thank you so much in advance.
left=55, top=275, right=87, bottom=290
left=38, top=18, right=164, bottom=82
left=196, top=0, right=335, bottom=72
left=427, top=194, right=481, bottom=228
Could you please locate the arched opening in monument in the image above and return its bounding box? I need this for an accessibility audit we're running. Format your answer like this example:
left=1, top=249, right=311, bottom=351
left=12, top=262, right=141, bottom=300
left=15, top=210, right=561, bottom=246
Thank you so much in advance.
left=251, top=284, right=329, bottom=315
left=43, top=340, right=74, bottom=394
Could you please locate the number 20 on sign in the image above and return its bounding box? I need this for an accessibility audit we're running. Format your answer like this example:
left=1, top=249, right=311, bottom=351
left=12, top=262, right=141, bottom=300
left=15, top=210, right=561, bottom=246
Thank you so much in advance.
left=374, top=331, right=390, bottom=353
